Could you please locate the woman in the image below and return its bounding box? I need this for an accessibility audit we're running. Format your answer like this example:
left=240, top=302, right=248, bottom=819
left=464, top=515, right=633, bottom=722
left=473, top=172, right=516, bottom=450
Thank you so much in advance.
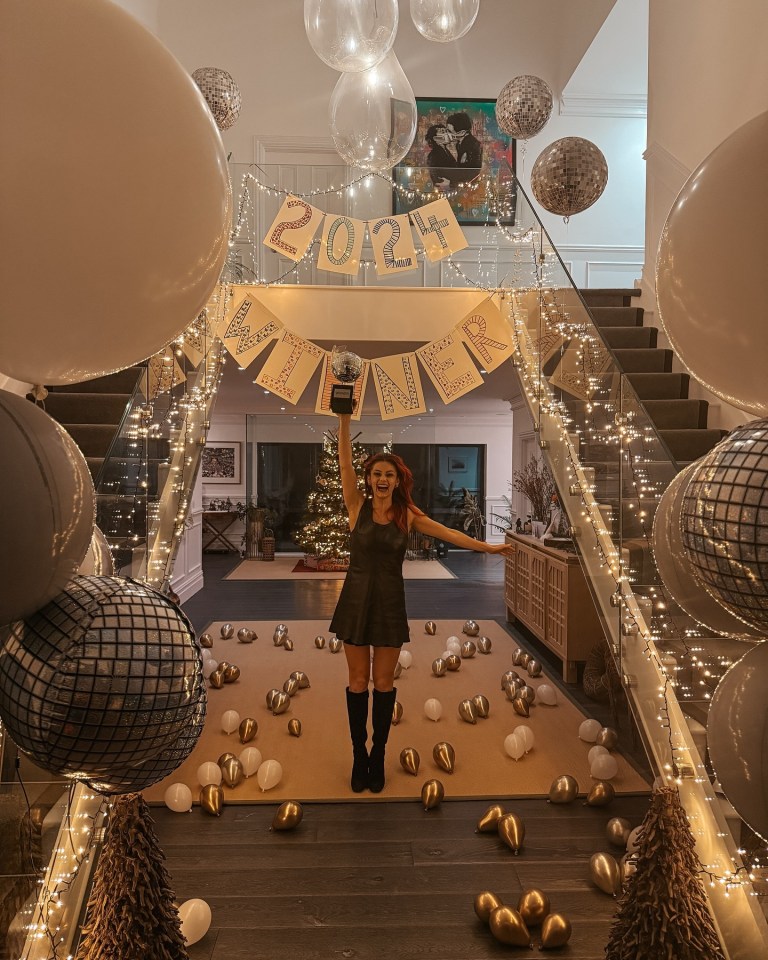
left=424, top=123, right=457, bottom=189
left=330, top=411, right=513, bottom=794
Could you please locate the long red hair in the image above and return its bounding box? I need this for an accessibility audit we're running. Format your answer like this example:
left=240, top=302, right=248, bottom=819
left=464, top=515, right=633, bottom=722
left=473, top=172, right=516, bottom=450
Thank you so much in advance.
left=363, top=453, right=423, bottom=533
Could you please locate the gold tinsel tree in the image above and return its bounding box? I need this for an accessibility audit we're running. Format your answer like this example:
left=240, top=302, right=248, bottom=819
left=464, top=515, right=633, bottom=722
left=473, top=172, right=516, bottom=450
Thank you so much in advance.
left=605, top=786, right=726, bottom=960
left=76, top=793, right=188, bottom=960
left=294, top=431, right=367, bottom=566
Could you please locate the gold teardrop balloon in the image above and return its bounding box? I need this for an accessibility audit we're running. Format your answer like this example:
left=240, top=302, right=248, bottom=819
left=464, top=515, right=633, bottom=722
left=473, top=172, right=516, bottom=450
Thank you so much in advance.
left=393, top=662, right=403, bottom=679
left=239, top=718, right=258, bottom=743
left=606, top=816, right=632, bottom=847
left=391, top=700, right=403, bottom=725
left=526, top=659, right=542, bottom=677
left=471, top=694, right=490, bottom=718
left=488, top=906, right=531, bottom=947
left=291, top=670, right=310, bottom=688
left=399, top=747, right=420, bottom=776
left=283, top=637, right=294, bottom=651
left=517, top=888, right=550, bottom=927
left=199, top=633, right=213, bottom=648
left=504, top=681, right=522, bottom=701
left=283, top=677, right=298, bottom=697
left=585, top=780, right=615, bottom=807
left=273, top=629, right=287, bottom=646
left=314, top=635, right=326, bottom=649
left=209, top=668, right=225, bottom=689
left=200, top=783, right=223, bottom=816
left=271, top=691, right=290, bottom=715
left=461, top=640, right=477, bottom=659
left=589, top=852, right=622, bottom=896
left=497, top=812, right=525, bottom=854
left=445, top=654, right=461, bottom=671
left=477, top=636, right=492, bottom=654
left=474, top=890, right=503, bottom=923
left=237, top=627, right=254, bottom=643
left=220, top=623, right=234, bottom=640
left=458, top=699, right=477, bottom=724
left=217, top=752, right=236, bottom=767
left=596, top=726, right=619, bottom=750
left=329, top=637, right=343, bottom=653
left=511, top=647, right=526, bottom=666
left=501, top=670, right=520, bottom=689
left=540, top=912, right=572, bottom=949
left=266, top=688, right=281, bottom=709
left=432, top=741, right=455, bottom=774
left=421, top=778, right=445, bottom=811
left=272, top=800, right=303, bottom=831
left=476, top=803, right=505, bottom=833
left=432, top=657, right=447, bottom=677
left=288, top=718, right=302, bottom=738
left=548, top=775, right=579, bottom=804
left=424, top=620, right=437, bottom=635
left=221, top=756, right=244, bottom=789
left=512, top=697, right=530, bottom=717
left=223, top=664, right=240, bottom=683
left=217, top=661, right=231, bottom=672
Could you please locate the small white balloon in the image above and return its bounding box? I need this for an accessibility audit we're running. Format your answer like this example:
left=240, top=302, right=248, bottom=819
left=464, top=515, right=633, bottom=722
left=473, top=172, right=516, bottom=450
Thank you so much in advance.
left=221, top=710, right=241, bottom=734
left=201, top=648, right=213, bottom=662
left=202, top=659, right=219, bottom=679
left=504, top=732, right=525, bottom=761
left=588, top=745, right=610, bottom=766
left=178, top=898, right=212, bottom=946
left=196, top=762, right=222, bottom=787
left=398, top=649, right=413, bottom=669
left=163, top=782, right=192, bottom=813
left=514, top=725, right=535, bottom=753
left=626, top=825, right=643, bottom=855
left=257, top=758, right=283, bottom=791
left=441, top=649, right=452, bottom=660
left=446, top=636, right=461, bottom=649
left=590, top=753, right=619, bottom=781
left=579, top=718, right=603, bottom=743
left=537, top=683, right=558, bottom=706
left=424, top=698, right=443, bottom=722
left=239, top=746, right=263, bottom=778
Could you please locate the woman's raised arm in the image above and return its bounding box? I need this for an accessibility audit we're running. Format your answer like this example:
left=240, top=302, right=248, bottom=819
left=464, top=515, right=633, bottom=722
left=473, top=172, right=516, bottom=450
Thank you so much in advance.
left=411, top=512, right=513, bottom=556
left=337, top=412, right=364, bottom=526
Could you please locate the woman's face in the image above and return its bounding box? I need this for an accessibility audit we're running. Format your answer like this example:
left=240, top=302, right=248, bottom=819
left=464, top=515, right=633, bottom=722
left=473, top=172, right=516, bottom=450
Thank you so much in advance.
left=368, top=461, right=399, bottom=499
left=433, top=125, right=450, bottom=146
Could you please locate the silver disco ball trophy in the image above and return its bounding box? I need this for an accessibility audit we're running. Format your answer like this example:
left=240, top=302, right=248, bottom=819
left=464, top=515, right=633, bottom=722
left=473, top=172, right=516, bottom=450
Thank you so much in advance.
left=330, top=345, right=362, bottom=414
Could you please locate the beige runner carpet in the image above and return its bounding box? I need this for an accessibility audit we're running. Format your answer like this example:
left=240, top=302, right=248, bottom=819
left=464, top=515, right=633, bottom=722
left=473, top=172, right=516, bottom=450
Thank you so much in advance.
left=144, top=619, right=648, bottom=806
left=224, top=556, right=456, bottom=581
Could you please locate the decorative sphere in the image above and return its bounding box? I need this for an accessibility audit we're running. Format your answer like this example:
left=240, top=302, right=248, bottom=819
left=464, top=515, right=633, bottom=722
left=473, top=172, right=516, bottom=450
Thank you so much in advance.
left=462, top=620, right=480, bottom=637
left=331, top=348, right=363, bottom=383
left=496, top=75, right=553, bottom=140
left=432, top=657, right=447, bottom=677
left=191, top=66, right=242, bottom=131
left=461, top=641, right=477, bottom=659
left=220, top=623, right=234, bottom=639
left=531, top=137, right=608, bottom=219
left=237, top=627, right=254, bottom=643
left=0, top=576, right=206, bottom=793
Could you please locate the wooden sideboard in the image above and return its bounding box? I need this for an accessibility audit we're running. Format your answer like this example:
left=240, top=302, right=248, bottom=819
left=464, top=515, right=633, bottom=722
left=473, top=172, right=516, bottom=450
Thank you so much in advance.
left=504, top=532, right=603, bottom=683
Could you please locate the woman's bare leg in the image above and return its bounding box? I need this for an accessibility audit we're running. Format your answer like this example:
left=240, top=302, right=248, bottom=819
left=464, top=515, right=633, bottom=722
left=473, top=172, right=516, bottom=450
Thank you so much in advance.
left=344, top=643, right=372, bottom=692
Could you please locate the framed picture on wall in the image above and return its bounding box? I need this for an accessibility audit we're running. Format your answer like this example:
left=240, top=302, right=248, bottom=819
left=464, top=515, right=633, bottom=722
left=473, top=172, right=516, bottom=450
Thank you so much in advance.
left=448, top=456, right=468, bottom=473
left=202, top=442, right=241, bottom=484
left=392, top=97, right=516, bottom=226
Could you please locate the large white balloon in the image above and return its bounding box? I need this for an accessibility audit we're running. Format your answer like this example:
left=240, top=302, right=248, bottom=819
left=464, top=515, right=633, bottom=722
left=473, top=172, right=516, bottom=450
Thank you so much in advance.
left=410, top=0, right=480, bottom=42
left=304, top=0, right=399, bottom=72
left=329, top=51, right=417, bottom=172
left=657, top=111, right=768, bottom=419
left=0, top=391, right=94, bottom=625
left=163, top=782, right=193, bottom=813
left=178, top=898, right=212, bottom=946
left=257, top=759, right=283, bottom=791
left=77, top=525, right=115, bottom=576
left=0, top=0, right=231, bottom=385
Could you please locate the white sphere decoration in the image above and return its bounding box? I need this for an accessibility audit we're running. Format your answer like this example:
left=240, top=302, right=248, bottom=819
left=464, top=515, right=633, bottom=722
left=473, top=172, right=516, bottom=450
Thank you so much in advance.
left=221, top=710, right=241, bottom=734
left=398, top=649, right=413, bottom=669
left=239, top=746, right=263, bottom=778
left=579, top=718, right=603, bottom=743
left=626, top=825, right=643, bottom=855
left=514, top=725, right=535, bottom=753
left=588, top=745, right=610, bottom=766
left=537, top=683, right=558, bottom=706
left=196, top=761, right=222, bottom=787
left=504, top=732, right=525, bottom=761
left=178, top=898, right=212, bottom=946
left=410, top=0, right=480, bottom=42
left=202, top=659, right=219, bottom=679
left=424, top=698, right=443, bottom=721
left=163, top=782, right=193, bottom=813
left=257, top=758, right=283, bottom=791
left=304, top=0, right=399, bottom=73
left=590, top=753, right=619, bottom=781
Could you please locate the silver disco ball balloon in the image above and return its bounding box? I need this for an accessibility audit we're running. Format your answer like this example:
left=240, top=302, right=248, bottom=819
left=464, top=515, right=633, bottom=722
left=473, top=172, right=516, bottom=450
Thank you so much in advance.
left=495, top=75, right=553, bottom=141
left=191, top=66, right=242, bottom=131
left=331, top=347, right=363, bottom=383
left=531, top=137, right=608, bottom=219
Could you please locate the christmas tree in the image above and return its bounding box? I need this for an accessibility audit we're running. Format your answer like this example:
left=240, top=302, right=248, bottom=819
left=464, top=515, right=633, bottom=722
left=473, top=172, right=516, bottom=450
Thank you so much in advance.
left=294, top=430, right=367, bottom=567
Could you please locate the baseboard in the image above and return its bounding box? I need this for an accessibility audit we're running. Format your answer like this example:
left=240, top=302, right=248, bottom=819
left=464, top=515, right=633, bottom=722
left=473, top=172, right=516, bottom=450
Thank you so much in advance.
left=172, top=568, right=204, bottom=603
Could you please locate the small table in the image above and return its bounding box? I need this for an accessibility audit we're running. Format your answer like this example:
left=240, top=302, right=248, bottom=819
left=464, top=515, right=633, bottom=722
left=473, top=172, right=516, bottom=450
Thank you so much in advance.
left=202, top=511, right=239, bottom=553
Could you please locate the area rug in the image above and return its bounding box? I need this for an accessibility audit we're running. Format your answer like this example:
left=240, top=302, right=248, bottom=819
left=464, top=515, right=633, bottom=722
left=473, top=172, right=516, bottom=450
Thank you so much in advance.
left=143, top=620, right=649, bottom=806
left=224, top=556, right=456, bottom=581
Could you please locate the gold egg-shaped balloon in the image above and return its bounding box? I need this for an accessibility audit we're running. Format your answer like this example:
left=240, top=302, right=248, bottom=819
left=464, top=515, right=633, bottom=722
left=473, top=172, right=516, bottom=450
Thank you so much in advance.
left=501, top=670, right=520, bottom=689
left=220, top=623, right=234, bottom=640
left=540, top=912, right=572, bottom=949
left=585, top=780, right=616, bottom=807
left=200, top=783, right=223, bottom=816
left=271, top=691, right=290, bottom=715
left=275, top=622, right=289, bottom=635
left=290, top=670, right=310, bottom=689
left=399, top=747, right=420, bottom=776
left=283, top=637, right=294, bottom=651
left=548, top=775, right=579, bottom=804
left=497, top=812, right=525, bottom=855
left=589, top=852, right=622, bottom=896
left=596, top=726, right=619, bottom=750
left=504, top=680, right=522, bottom=702
left=273, top=631, right=286, bottom=647
left=474, top=890, right=503, bottom=923
left=606, top=816, right=632, bottom=847
left=488, top=906, right=531, bottom=947
left=237, top=627, right=254, bottom=643
left=512, top=647, right=526, bottom=666
left=199, top=633, right=214, bottom=648
left=471, top=694, right=490, bottom=718
left=329, top=637, right=343, bottom=653
left=217, top=661, right=231, bottom=672
left=314, top=635, right=326, bottom=649
left=223, top=664, right=240, bottom=683
left=217, top=752, right=236, bottom=767
left=392, top=700, right=403, bottom=725
left=209, top=668, right=225, bottom=689
left=477, top=636, right=492, bottom=654
left=432, top=741, right=455, bottom=774
left=445, top=654, right=461, bottom=672
left=458, top=699, right=477, bottom=724
left=283, top=677, right=299, bottom=697
left=462, top=619, right=480, bottom=637
left=432, top=657, right=447, bottom=677
left=526, top=659, right=542, bottom=678
left=476, top=803, right=505, bottom=833
left=266, top=688, right=281, bottom=710
left=512, top=697, right=530, bottom=718
left=461, top=640, right=477, bottom=659
left=517, top=888, right=550, bottom=927
left=272, top=799, right=303, bottom=831
left=239, top=718, right=258, bottom=743
left=519, top=684, right=536, bottom=703
left=393, top=662, right=403, bottom=679
left=221, top=756, right=244, bottom=789
left=421, top=778, right=445, bottom=811
left=425, top=620, right=437, bottom=635
left=288, top=718, right=302, bottom=738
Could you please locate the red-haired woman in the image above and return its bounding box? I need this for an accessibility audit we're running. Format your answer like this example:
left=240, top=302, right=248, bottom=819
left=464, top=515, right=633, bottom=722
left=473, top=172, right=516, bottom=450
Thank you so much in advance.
left=330, top=412, right=513, bottom=793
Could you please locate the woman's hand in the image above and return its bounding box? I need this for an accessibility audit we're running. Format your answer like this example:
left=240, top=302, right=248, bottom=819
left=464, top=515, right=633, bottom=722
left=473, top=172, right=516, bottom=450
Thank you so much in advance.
left=487, top=543, right=514, bottom=557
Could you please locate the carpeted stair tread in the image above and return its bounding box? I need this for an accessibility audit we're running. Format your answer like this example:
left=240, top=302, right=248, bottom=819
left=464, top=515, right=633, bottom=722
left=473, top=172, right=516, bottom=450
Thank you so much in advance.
left=589, top=305, right=644, bottom=327
left=642, top=399, right=710, bottom=430
left=613, top=348, right=673, bottom=373
left=43, top=392, right=131, bottom=425
left=66, top=424, right=117, bottom=458
left=658, top=429, right=727, bottom=463
left=626, top=372, right=690, bottom=400
left=602, top=326, right=658, bottom=349
left=85, top=457, right=103, bottom=480
left=580, top=288, right=641, bottom=308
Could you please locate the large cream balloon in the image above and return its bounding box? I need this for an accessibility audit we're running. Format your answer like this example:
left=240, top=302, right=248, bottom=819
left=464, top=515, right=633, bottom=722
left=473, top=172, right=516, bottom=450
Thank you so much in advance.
left=0, top=0, right=231, bottom=385
left=77, top=526, right=115, bottom=576
left=657, top=111, right=768, bottom=418
left=0, top=391, right=94, bottom=625
left=178, top=899, right=212, bottom=946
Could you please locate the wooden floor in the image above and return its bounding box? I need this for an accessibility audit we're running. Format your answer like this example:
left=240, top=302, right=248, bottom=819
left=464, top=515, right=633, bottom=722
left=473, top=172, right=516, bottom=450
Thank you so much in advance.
left=154, top=552, right=651, bottom=959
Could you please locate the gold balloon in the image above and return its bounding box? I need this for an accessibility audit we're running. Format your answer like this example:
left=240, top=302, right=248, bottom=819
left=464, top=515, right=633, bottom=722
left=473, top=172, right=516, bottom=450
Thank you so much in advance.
left=518, top=684, right=536, bottom=703
left=477, top=636, right=492, bottom=654
left=596, top=726, right=619, bottom=750
left=329, top=637, right=343, bottom=653
left=589, top=852, right=622, bottom=896
left=237, top=627, right=254, bottom=643
left=512, top=697, right=530, bottom=717
left=585, top=780, right=615, bottom=807
left=471, top=694, right=490, bottom=718
left=432, top=657, right=447, bottom=677
left=200, top=783, right=223, bottom=816
left=221, top=756, right=244, bottom=789
left=474, top=890, right=503, bottom=923
left=399, top=747, right=420, bottom=776
left=501, top=670, right=521, bottom=688
left=209, top=668, right=225, bottom=689
left=476, top=803, right=505, bottom=833
left=548, top=775, right=579, bottom=804
left=540, top=912, right=572, bottom=949
left=463, top=619, right=480, bottom=636
left=497, top=812, right=525, bottom=854
left=445, top=654, right=461, bottom=671
left=421, top=778, right=445, bottom=810
left=433, top=741, right=455, bottom=774
left=266, top=688, right=281, bottom=709
left=606, top=817, right=632, bottom=847
left=517, top=888, right=550, bottom=927
left=283, top=637, right=294, bottom=651
left=489, top=906, right=531, bottom=947
left=199, top=633, right=213, bottom=648
left=273, top=628, right=287, bottom=645
left=288, top=718, right=302, bottom=737
left=458, top=699, right=477, bottom=724
left=238, top=717, right=258, bottom=743
left=512, top=647, right=526, bottom=666
left=425, top=620, right=437, bottom=635
left=217, top=752, right=236, bottom=766
left=392, top=700, right=403, bottom=725
left=504, top=680, right=522, bottom=701
left=518, top=652, right=531, bottom=668
left=283, top=677, right=299, bottom=697
left=314, top=635, right=326, bottom=649
left=220, top=623, right=234, bottom=639
left=393, top=662, right=403, bottom=679
left=271, top=800, right=303, bottom=831
left=526, top=659, right=542, bottom=678
left=223, top=664, right=240, bottom=683
left=461, top=640, right=477, bottom=658
left=290, top=670, right=310, bottom=689
left=271, top=691, right=290, bottom=715
left=217, top=660, right=231, bottom=672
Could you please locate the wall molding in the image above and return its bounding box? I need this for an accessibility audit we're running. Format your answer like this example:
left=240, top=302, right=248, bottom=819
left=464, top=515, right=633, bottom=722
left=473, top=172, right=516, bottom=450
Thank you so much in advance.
left=253, top=135, right=339, bottom=164
left=559, top=93, right=647, bottom=119
left=643, top=141, right=691, bottom=192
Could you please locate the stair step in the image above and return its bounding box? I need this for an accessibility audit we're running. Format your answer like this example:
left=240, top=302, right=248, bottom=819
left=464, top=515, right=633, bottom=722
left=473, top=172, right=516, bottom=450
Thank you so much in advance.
left=626, top=372, right=690, bottom=400
left=642, top=399, right=710, bottom=430
left=48, top=367, right=142, bottom=394
left=589, top=306, right=644, bottom=327
left=67, top=424, right=116, bottom=458
left=86, top=457, right=103, bottom=480
left=580, top=288, right=641, bottom=308
left=602, top=326, right=658, bottom=349
left=613, top=348, right=673, bottom=373
left=44, top=392, right=131, bottom=425
left=658, top=429, right=727, bottom=463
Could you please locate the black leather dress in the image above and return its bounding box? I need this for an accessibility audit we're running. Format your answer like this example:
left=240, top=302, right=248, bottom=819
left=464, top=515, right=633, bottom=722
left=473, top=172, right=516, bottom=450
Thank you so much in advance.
left=330, top=499, right=410, bottom=647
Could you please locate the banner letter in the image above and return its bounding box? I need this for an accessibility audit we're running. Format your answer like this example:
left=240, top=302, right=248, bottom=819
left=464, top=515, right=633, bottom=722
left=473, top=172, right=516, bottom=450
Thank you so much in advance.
left=263, top=195, right=324, bottom=261
left=370, top=215, right=418, bottom=276
left=220, top=293, right=283, bottom=369
left=455, top=299, right=514, bottom=372
left=316, top=215, right=366, bottom=276
left=417, top=333, right=482, bottom=403
left=370, top=353, right=427, bottom=421
left=255, top=331, right=324, bottom=404
left=410, top=197, right=468, bottom=262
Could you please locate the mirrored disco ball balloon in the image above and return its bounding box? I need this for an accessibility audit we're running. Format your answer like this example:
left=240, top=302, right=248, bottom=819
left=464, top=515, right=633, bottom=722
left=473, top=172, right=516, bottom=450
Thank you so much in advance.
left=0, top=575, right=206, bottom=792
left=531, top=137, right=608, bottom=219
left=680, top=420, right=768, bottom=631
left=191, top=67, right=242, bottom=131
left=495, top=75, right=553, bottom=141
left=331, top=347, right=363, bottom=383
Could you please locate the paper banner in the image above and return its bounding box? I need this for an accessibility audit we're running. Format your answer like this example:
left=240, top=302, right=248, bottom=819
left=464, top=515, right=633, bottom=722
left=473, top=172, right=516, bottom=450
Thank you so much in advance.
left=316, top=215, right=366, bottom=276
left=220, top=292, right=283, bottom=369
left=263, top=195, right=324, bottom=262
left=455, top=299, right=514, bottom=373
left=182, top=307, right=219, bottom=367
left=369, top=215, right=418, bottom=276
left=315, top=353, right=370, bottom=419
left=410, top=197, right=468, bottom=262
left=370, top=353, right=427, bottom=421
left=416, top=333, right=482, bottom=404
left=255, top=331, right=325, bottom=404
left=143, top=347, right=186, bottom=401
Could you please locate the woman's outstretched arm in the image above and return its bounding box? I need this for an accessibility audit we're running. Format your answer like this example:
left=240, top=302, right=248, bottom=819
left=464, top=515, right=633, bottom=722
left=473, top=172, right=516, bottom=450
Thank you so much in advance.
left=411, top=512, right=513, bottom=555
left=337, top=412, right=364, bottom=525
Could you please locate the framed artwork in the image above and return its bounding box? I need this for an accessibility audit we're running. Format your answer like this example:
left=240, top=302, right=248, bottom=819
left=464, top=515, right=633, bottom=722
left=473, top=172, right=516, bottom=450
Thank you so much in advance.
left=448, top=456, right=468, bottom=473
left=201, top=443, right=241, bottom=484
left=392, top=97, right=516, bottom=226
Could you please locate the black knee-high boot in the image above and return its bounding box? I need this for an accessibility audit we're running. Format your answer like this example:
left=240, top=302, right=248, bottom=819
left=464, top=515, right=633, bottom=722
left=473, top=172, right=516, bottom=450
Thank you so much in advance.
left=369, top=687, right=396, bottom=794
left=346, top=688, right=369, bottom=793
